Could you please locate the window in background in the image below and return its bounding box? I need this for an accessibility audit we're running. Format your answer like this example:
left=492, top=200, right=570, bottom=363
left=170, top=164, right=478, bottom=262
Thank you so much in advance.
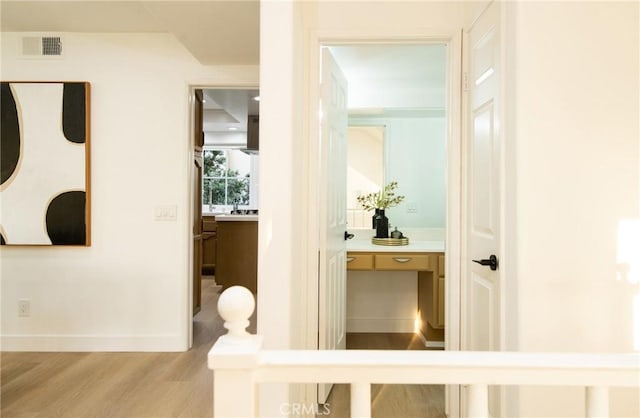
left=203, top=149, right=251, bottom=211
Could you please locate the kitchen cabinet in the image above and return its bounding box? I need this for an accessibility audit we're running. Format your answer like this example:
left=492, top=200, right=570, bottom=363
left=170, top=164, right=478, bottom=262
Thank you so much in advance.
left=192, top=89, right=204, bottom=316
left=246, top=115, right=259, bottom=152
left=347, top=250, right=445, bottom=344
left=215, top=217, right=258, bottom=294
left=202, top=215, right=217, bottom=275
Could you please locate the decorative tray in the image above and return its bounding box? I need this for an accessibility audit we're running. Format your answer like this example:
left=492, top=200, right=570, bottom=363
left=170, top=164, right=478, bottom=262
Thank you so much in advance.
left=372, top=237, right=409, bottom=246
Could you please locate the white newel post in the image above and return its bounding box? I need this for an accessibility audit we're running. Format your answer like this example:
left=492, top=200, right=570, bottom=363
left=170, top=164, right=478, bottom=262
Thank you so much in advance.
left=208, top=286, right=262, bottom=418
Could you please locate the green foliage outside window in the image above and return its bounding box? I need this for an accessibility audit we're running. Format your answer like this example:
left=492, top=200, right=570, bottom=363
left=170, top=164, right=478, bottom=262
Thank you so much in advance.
left=203, top=150, right=250, bottom=206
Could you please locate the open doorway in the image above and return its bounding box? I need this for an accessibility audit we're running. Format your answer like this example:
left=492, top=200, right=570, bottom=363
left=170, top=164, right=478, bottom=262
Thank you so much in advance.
left=188, top=86, right=260, bottom=348
left=333, top=44, right=448, bottom=346
left=312, top=41, right=461, bottom=415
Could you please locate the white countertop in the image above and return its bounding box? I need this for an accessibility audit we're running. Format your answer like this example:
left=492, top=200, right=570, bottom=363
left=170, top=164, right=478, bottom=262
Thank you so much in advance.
left=347, top=239, right=444, bottom=253
left=214, top=214, right=258, bottom=222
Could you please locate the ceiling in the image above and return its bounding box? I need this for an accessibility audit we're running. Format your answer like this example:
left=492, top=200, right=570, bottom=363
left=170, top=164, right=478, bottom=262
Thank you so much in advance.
left=1, top=2, right=445, bottom=138
left=203, top=88, right=259, bottom=134
left=330, top=44, right=447, bottom=110
left=0, top=0, right=260, bottom=65
left=1, top=1, right=260, bottom=143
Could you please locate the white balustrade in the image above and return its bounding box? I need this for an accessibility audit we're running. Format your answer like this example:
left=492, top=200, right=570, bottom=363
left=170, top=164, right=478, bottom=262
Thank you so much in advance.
left=209, top=286, right=640, bottom=418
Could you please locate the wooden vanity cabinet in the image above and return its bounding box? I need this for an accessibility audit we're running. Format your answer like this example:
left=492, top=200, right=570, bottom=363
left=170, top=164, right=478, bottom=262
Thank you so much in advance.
left=418, top=255, right=445, bottom=343
left=345, top=254, right=373, bottom=270
left=437, top=255, right=445, bottom=326
left=374, top=254, right=431, bottom=271
left=347, top=251, right=445, bottom=343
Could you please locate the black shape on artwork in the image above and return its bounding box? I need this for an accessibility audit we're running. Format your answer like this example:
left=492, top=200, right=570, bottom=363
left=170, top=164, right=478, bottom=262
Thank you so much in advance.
left=62, top=83, right=86, bottom=144
left=0, top=233, right=6, bottom=245
left=46, top=191, right=86, bottom=245
left=1, top=82, right=21, bottom=185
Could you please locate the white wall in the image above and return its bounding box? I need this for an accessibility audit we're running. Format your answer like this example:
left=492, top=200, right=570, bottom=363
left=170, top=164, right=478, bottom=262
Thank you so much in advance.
left=257, top=0, right=467, bottom=412
left=347, top=271, right=417, bottom=333
left=349, top=115, right=447, bottom=229
left=261, top=0, right=639, bottom=415
left=509, top=1, right=639, bottom=416
left=0, top=32, right=258, bottom=351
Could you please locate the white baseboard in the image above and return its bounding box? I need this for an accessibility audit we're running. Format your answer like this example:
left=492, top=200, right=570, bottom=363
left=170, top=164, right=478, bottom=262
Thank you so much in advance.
left=416, top=330, right=445, bottom=349
left=1, top=334, right=187, bottom=352
left=347, top=317, right=414, bottom=333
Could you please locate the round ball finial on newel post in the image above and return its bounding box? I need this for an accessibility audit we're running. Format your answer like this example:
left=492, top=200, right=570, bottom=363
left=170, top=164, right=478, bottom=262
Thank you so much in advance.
left=217, top=285, right=255, bottom=344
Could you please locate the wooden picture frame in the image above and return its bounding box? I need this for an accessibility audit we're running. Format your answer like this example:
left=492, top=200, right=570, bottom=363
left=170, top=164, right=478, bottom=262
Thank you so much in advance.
left=1, top=81, right=91, bottom=246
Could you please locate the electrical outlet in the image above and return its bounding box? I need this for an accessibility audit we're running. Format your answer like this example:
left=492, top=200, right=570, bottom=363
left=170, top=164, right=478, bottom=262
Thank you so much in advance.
left=18, top=299, right=30, bottom=317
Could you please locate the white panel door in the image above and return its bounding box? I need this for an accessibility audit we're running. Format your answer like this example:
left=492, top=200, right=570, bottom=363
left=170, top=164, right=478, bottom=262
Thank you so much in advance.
left=465, top=1, right=502, bottom=416
left=318, top=47, right=348, bottom=403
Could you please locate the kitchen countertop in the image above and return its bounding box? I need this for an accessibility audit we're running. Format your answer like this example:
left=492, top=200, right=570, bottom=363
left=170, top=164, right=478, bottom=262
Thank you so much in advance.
left=214, top=214, right=258, bottom=222
left=347, top=239, right=444, bottom=253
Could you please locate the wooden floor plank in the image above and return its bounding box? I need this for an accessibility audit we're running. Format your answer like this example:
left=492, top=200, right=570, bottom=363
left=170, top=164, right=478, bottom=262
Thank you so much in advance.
left=325, top=332, right=446, bottom=418
left=1, top=279, right=222, bottom=418
left=2, top=279, right=444, bottom=417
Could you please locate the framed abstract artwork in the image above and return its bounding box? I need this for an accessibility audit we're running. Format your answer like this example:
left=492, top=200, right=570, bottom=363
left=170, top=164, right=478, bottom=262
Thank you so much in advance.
left=1, top=81, right=91, bottom=246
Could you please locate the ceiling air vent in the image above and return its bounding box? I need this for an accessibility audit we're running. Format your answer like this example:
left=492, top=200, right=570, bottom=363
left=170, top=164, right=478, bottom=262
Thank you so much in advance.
left=22, top=36, right=63, bottom=58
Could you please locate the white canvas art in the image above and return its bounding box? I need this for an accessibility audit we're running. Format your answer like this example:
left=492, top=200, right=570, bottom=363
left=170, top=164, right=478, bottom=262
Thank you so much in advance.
left=0, top=82, right=90, bottom=246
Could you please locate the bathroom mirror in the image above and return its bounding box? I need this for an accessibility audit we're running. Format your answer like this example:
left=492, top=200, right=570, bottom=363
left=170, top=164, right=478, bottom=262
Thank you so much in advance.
left=334, top=44, right=447, bottom=232
left=346, top=126, right=384, bottom=228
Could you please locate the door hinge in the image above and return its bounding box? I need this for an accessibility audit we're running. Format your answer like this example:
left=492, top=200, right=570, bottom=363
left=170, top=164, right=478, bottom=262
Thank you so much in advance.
left=463, top=72, right=469, bottom=92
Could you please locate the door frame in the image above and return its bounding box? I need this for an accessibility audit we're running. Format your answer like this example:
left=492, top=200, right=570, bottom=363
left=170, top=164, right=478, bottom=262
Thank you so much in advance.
left=185, top=83, right=259, bottom=349
left=302, top=29, right=463, bottom=413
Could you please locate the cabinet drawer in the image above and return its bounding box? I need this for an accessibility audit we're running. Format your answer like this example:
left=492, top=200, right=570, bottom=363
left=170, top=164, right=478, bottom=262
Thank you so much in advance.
left=375, top=254, right=430, bottom=271
left=346, top=254, right=373, bottom=270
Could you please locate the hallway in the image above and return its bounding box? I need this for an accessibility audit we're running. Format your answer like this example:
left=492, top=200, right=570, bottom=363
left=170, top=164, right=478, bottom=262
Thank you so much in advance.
left=3, top=277, right=446, bottom=418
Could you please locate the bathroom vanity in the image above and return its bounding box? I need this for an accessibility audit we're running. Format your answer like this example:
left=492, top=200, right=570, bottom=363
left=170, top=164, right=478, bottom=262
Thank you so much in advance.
left=346, top=240, right=445, bottom=345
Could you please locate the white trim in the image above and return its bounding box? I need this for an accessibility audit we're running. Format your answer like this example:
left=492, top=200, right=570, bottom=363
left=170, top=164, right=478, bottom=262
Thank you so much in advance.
left=445, top=28, right=464, bottom=418
left=303, top=27, right=464, bottom=414
left=2, top=334, right=185, bottom=352
left=186, top=86, right=195, bottom=350
left=501, top=3, right=519, bottom=415
left=416, top=330, right=447, bottom=349
left=425, top=341, right=446, bottom=349
left=185, top=83, right=259, bottom=352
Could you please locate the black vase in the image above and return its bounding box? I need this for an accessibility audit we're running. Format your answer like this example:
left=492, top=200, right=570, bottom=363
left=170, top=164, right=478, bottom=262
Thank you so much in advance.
left=374, top=209, right=389, bottom=238
left=372, top=208, right=384, bottom=229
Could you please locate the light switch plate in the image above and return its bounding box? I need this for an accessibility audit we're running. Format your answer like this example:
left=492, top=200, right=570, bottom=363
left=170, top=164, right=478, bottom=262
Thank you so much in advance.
left=155, top=205, right=177, bottom=221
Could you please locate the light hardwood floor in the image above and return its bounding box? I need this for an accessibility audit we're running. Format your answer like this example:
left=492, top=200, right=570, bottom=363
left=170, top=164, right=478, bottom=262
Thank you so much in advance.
left=325, top=333, right=446, bottom=418
left=2, top=279, right=444, bottom=418
left=1, top=278, right=226, bottom=418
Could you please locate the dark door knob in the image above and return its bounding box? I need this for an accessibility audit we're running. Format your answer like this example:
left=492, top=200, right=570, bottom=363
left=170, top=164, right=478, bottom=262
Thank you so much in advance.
left=344, top=231, right=354, bottom=240
left=472, top=254, right=499, bottom=271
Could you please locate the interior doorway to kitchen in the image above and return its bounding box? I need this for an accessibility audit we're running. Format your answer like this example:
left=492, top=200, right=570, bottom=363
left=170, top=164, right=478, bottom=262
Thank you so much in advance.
left=187, top=86, right=259, bottom=348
